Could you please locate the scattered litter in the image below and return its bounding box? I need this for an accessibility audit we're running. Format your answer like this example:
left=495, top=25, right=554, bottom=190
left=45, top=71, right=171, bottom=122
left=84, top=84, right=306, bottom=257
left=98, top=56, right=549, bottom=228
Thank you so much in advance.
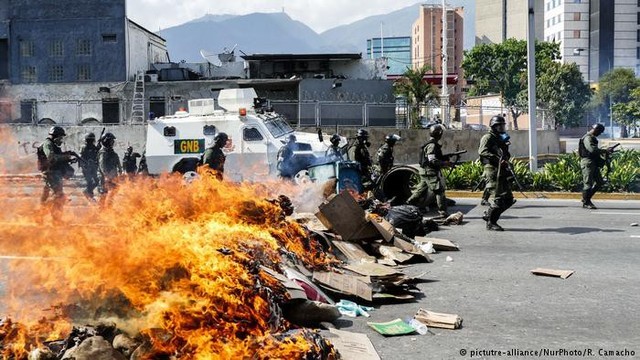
left=445, top=256, right=453, bottom=262
left=367, top=318, right=416, bottom=336
left=332, top=241, right=376, bottom=264
left=281, top=300, right=341, bottom=326
left=530, top=268, right=574, bottom=279
left=414, top=309, right=463, bottom=330
left=326, top=329, right=381, bottom=360
left=336, top=299, right=374, bottom=317
left=443, top=211, right=464, bottom=225
left=415, top=237, right=460, bottom=251
left=406, top=318, right=429, bottom=335
left=316, top=192, right=380, bottom=241
left=416, top=241, right=435, bottom=254
left=313, top=271, right=373, bottom=301
left=631, top=223, right=639, bottom=227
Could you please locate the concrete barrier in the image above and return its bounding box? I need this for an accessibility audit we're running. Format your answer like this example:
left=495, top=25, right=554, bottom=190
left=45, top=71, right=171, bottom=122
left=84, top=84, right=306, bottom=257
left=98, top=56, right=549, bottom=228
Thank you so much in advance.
left=0, top=124, right=560, bottom=174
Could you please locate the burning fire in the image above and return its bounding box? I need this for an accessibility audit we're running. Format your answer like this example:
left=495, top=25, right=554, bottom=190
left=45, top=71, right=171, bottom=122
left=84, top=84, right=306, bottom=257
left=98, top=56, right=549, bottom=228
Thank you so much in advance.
left=0, top=168, right=337, bottom=359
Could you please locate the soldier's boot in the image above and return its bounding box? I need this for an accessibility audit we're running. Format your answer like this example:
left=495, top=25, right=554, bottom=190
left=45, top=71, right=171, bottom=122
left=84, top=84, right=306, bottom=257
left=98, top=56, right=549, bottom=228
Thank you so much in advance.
left=582, top=190, right=597, bottom=209
left=486, top=207, right=504, bottom=231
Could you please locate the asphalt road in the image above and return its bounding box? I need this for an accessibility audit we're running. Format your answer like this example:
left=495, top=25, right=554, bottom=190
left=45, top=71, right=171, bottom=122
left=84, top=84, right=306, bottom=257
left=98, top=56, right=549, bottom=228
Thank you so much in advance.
left=341, top=198, right=640, bottom=359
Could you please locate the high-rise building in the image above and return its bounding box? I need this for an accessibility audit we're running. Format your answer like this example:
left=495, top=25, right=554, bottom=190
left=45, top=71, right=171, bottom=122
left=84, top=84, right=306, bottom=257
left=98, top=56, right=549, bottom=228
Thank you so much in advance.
left=543, top=0, right=640, bottom=83
left=366, top=36, right=411, bottom=77
left=411, top=4, right=464, bottom=83
left=476, top=0, right=545, bottom=45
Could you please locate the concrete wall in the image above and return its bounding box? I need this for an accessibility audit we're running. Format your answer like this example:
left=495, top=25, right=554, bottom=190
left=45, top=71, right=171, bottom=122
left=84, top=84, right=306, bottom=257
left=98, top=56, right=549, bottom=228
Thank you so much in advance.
left=0, top=124, right=146, bottom=173
left=127, top=21, right=168, bottom=80
left=0, top=124, right=561, bottom=174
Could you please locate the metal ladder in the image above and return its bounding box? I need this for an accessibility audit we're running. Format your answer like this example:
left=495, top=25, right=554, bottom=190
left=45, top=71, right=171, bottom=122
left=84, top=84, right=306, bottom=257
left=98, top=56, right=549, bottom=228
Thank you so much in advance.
left=131, top=71, right=145, bottom=123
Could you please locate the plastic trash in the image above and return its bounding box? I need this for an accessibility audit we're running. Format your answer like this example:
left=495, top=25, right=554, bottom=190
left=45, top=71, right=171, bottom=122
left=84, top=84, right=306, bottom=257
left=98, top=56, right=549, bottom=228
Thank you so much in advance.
left=417, top=241, right=435, bottom=254
left=446, top=256, right=453, bottom=262
left=336, top=299, right=374, bottom=318
left=405, top=317, right=429, bottom=335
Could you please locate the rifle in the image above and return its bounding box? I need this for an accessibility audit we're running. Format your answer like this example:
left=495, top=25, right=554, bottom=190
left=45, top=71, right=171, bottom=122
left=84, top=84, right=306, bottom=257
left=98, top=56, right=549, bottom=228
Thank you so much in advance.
left=604, top=142, right=621, bottom=181
left=472, top=177, right=486, bottom=192
left=98, top=127, right=106, bottom=149
left=65, top=151, right=87, bottom=166
left=443, top=150, right=467, bottom=178
left=497, top=148, right=528, bottom=199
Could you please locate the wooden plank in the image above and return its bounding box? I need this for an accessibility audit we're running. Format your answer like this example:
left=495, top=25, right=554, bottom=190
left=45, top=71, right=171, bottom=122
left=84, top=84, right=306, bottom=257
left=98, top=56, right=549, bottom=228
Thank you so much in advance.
left=530, top=268, right=574, bottom=279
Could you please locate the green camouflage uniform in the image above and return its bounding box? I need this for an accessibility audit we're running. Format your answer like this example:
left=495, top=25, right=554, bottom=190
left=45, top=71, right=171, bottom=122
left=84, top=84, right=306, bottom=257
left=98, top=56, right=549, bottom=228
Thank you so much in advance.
left=478, top=130, right=514, bottom=225
left=98, top=147, right=122, bottom=194
left=79, top=142, right=100, bottom=197
left=376, top=143, right=394, bottom=175
left=407, top=138, right=447, bottom=213
left=349, top=140, right=372, bottom=185
left=41, top=137, right=73, bottom=220
left=579, top=132, right=605, bottom=201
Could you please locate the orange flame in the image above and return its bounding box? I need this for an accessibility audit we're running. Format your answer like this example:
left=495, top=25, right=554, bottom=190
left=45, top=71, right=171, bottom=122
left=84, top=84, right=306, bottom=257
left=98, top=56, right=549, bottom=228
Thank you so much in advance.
left=0, top=167, right=336, bottom=358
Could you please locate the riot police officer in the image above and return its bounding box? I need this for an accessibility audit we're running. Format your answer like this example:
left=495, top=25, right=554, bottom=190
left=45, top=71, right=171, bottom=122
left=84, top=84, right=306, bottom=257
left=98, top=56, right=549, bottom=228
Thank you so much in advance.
left=79, top=132, right=100, bottom=199
left=98, top=132, right=122, bottom=203
left=276, top=134, right=298, bottom=179
left=39, top=126, right=76, bottom=222
left=407, top=125, right=450, bottom=217
left=479, top=115, right=514, bottom=231
left=122, top=146, right=142, bottom=178
left=325, top=134, right=344, bottom=161
left=202, top=132, right=228, bottom=180
left=376, top=133, right=401, bottom=175
left=579, top=123, right=612, bottom=209
left=349, top=128, right=373, bottom=186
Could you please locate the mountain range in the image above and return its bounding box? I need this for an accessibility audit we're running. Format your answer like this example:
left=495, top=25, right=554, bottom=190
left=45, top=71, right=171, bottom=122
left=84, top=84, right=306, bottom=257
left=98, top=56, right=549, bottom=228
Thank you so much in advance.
left=158, top=1, right=475, bottom=63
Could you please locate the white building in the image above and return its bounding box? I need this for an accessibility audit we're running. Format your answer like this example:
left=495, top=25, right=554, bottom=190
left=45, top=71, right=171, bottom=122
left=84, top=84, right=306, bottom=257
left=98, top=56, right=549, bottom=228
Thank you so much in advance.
left=543, top=0, right=640, bottom=83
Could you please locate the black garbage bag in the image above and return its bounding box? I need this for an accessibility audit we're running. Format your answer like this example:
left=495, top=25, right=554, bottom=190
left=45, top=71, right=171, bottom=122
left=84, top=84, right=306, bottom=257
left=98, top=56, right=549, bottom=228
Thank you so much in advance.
left=384, top=205, right=437, bottom=238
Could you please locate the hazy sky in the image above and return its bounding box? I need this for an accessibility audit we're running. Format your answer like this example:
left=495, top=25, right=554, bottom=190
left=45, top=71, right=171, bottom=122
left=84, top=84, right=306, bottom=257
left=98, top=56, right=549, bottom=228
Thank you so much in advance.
left=127, top=0, right=424, bottom=33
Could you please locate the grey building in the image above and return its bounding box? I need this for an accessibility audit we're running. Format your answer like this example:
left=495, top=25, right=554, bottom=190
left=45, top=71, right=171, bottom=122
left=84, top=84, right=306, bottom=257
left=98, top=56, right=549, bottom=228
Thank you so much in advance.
left=0, top=0, right=167, bottom=124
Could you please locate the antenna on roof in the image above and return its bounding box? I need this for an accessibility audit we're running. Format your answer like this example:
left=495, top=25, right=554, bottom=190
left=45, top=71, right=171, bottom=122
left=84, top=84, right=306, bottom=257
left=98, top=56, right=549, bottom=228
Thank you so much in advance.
left=200, top=49, right=222, bottom=67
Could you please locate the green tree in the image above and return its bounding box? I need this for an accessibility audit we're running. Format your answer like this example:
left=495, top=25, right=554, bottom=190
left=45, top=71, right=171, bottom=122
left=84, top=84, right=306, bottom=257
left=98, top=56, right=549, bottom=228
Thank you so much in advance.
left=537, top=62, right=592, bottom=128
left=612, top=87, right=640, bottom=137
left=393, top=64, right=437, bottom=128
left=596, top=68, right=640, bottom=137
left=462, top=39, right=560, bottom=129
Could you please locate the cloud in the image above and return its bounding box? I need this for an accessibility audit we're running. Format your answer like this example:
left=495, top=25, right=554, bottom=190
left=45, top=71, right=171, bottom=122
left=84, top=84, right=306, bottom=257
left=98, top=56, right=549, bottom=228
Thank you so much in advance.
left=127, top=0, right=422, bottom=33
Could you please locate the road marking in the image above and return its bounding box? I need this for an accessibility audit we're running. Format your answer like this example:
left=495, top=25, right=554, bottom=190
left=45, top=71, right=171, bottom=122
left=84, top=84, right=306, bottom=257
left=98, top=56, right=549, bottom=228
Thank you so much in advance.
left=592, top=212, right=640, bottom=215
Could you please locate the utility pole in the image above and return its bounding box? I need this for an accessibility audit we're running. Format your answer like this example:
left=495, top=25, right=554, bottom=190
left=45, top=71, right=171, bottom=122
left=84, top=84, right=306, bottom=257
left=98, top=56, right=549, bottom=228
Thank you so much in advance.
left=440, top=0, right=450, bottom=127
left=527, top=0, right=537, bottom=172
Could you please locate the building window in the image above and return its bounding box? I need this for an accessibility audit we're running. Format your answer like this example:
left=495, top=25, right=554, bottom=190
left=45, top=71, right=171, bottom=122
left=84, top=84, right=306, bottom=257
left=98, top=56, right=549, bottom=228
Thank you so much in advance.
left=574, top=30, right=581, bottom=38
left=102, top=34, right=117, bottom=42
left=49, top=40, right=64, bottom=57
left=20, top=40, right=34, bottom=57
left=637, top=47, right=640, bottom=59
left=637, top=29, right=640, bottom=42
left=574, top=12, right=580, bottom=21
left=21, top=66, right=36, bottom=83
left=77, top=64, right=91, bottom=81
left=638, top=12, right=640, bottom=24
left=76, top=39, right=92, bottom=56
left=49, top=65, right=64, bottom=82
left=557, top=31, right=562, bottom=40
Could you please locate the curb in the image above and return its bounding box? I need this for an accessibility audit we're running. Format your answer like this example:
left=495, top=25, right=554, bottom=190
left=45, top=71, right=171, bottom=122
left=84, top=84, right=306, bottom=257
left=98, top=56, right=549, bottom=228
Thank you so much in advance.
left=447, top=190, right=640, bottom=201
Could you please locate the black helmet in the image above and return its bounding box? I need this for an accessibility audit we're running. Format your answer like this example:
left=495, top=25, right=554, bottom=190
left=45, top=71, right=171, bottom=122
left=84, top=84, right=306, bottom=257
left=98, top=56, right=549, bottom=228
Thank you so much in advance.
left=330, top=134, right=341, bottom=145
left=489, top=115, right=507, bottom=128
left=430, top=124, right=444, bottom=138
left=102, top=132, right=116, bottom=141
left=214, top=132, right=229, bottom=145
left=85, top=132, right=96, bottom=141
left=385, top=134, right=401, bottom=145
left=48, top=126, right=66, bottom=138
left=288, top=134, right=297, bottom=142
left=356, top=128, right=369, bottom=138
left=591, top=123, right=605, bottom=132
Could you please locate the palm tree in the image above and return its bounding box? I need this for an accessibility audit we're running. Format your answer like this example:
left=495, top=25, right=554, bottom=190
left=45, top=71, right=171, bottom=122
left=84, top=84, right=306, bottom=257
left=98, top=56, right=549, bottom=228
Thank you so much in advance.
left=393, top=64, right=437, bottom=128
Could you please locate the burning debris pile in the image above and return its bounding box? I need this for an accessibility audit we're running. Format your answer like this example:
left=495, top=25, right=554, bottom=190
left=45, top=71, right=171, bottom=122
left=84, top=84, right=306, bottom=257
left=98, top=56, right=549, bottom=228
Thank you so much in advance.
left=0, top=170, right=459, bottom=359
